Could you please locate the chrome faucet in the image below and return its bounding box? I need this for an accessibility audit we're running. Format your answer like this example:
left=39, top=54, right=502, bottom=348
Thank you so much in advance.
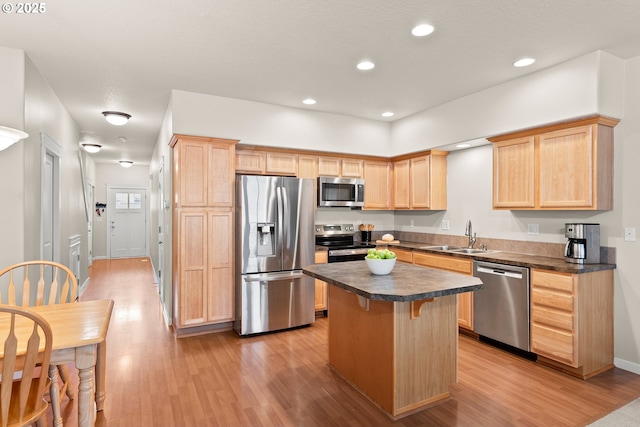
left=465, top=220, right=477, bottom=248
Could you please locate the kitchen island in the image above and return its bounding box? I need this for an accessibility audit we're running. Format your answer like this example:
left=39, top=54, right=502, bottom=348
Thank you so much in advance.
left=303, top=261, right=482, bottom=419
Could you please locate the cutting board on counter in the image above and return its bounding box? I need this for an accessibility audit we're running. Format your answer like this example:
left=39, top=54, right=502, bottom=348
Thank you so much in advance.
left=376, top=240, right=400, bottom=245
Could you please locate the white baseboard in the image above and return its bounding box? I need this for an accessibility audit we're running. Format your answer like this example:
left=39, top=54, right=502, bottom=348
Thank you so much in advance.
left=78, top=276, right=90, bottom=297
left=614, top=357, right=640, bottom=375
left=92, top=256, right=107, bottom=261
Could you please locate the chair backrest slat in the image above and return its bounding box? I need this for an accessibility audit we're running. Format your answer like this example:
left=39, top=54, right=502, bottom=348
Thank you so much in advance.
left=0, top=261, right=78, bottom=307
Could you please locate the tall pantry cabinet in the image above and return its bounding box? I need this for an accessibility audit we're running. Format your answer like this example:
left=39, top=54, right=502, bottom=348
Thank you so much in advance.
left=170, top=135, right=238, bottom=333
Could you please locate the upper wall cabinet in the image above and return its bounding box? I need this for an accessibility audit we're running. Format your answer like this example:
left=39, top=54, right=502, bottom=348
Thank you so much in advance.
left=318, top=157, right=363, bottom=178
left=171, top=135, right=238, bottom=208
left=392, top=151, right=448, bottom=210
left=236, top=149, right=298, bottom=176
left=489, top=116, right=619, bottom=210
left=363, top=160, right=392, bottom=210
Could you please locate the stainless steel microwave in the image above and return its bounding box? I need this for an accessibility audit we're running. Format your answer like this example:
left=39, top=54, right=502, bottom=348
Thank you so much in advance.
left=317, top=176, right=365, bottom=207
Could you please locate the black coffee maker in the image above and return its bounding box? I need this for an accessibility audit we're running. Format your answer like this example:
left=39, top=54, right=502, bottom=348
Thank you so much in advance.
left=564, top=223, right=600, bottom=264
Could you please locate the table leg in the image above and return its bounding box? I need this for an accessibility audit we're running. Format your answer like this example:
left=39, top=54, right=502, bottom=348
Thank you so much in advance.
left=48, top=365, right=63, bottom=427
left=95, top=340, right=107, bottom=411
left=76, top=345, right=97, bottom=427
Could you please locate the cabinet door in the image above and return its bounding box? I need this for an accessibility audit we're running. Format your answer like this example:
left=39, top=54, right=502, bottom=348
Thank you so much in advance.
left=266, top=152, right=298, bottom=176
left=363, top=161, right=391, bottom=209
left=236, top=150, right=266, bottom=174
left=318, top=157, right=341, bottom=176
left=410, top=156, right=430, bottom=209
left=208, top=210, right=234, bottom=323
left=341, top=159, right=364, bottom=178
left=208, top=142, right=235, bottom=207
left=178, top=141, right=209, bottom=207
left=539, top=125, right=593, bottom=208
left=393, top=160, right=410, bottom=209
left=314, top=251, right=328, bottom=311
left=297, top=155, right=318, bottom=179
left=392, top=248, right=413, bottom=263
left=178, top=210, right=208, bottom=326
left=493, top=137, right=535, bottom=208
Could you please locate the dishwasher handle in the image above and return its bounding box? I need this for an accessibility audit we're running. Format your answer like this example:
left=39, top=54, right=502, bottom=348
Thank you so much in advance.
left=476, top=265, right=523, bottom=279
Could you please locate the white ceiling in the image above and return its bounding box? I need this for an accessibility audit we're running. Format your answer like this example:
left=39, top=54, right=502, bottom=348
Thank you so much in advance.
left=3, top=0, right=640, bottom=165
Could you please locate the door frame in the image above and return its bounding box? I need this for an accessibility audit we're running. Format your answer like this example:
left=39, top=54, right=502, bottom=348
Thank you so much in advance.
left=106, top=185, right=150, bottom=258
left=40, top=133, right=61, bottom=262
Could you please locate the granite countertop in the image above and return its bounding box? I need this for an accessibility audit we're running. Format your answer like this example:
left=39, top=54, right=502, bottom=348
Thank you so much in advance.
left=374, top=241, right=616, bottom=274
left=303, top=261, right=482, bottom=302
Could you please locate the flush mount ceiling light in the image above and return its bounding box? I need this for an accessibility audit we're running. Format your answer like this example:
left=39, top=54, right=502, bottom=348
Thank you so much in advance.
left=456, top=143, right=471, bottom=149
left=302, top=98, right=317, bottom=105
left=0, top=126, right=29, bottom=151
left=411, top=24, right=435, bottom=37
left=81, top=143, right=102, bottom=153
left=119, top=160, right=133, bottom=168
left=513, top=57, right=535, bottom=67
left=381, top=112, right=394, bottom=118
left=102, top=111, right=131, bottom=126
left=356, top=60, right=375, bottom=71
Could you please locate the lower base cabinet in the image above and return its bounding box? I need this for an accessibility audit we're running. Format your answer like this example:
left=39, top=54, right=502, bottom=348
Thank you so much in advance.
left=530, top=268, right=613, bottom=379
left=412, top=252, right=474, bottom=330
left=314, top=251, right=328, bottom=311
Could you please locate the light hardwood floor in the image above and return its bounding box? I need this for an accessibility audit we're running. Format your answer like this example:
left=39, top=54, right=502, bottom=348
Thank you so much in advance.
left=53, top=257, right=640, bottom=427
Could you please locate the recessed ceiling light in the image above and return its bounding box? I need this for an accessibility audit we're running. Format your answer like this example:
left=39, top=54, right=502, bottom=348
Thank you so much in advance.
left=357, top=61, right=375, bottom=71
left=102, top=111, right=131, bottom=126
left=456, top=143, right=471, bottom=149
left=513, top=58, right=535, bottom=67
left=81, top=143, right=102, bottom=153
left=381, top=112, right=394, bottom=118
left=302, top=98, right=316, bottom=105
left=119, top=160, right=133, bottom=168
left=411, top=24, right=435, bottom=37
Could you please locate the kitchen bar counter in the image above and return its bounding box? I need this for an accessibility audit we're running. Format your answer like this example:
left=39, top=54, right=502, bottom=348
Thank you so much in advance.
left=374, top=241, right=616, bottom=273
left=302, top=261, right=481, bottom=419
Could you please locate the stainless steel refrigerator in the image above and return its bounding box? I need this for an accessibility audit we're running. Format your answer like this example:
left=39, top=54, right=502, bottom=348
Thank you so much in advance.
left=234, top=175, right=316, bottom=336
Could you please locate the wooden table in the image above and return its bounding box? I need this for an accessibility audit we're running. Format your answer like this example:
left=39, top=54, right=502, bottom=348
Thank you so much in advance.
left=0, top=299, right=114, bottom=427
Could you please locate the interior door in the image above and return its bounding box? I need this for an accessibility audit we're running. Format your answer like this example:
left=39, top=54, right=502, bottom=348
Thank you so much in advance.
left=158, top=159, right=165, bottom=300
left=42, top=152, right=54, bottom=261
left=108, top=187, right=147, bottom=258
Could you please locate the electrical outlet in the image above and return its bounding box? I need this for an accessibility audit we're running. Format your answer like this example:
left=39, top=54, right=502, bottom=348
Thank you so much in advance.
left=624, top=227, right=636, bottom=241
left=528, top=224, right=539, bottom=235
left=441, top=220, right=450, bottom=230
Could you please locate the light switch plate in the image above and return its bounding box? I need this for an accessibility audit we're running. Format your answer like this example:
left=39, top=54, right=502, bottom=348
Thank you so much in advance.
left=624, top=227, right=636, bottom=241
left=528, top=224, right=539, bottom=235
left=441, top=220, right=450, bottom=230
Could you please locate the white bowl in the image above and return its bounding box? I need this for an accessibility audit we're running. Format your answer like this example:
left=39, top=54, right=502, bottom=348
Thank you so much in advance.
left=365, top=257, right=396, bottom=275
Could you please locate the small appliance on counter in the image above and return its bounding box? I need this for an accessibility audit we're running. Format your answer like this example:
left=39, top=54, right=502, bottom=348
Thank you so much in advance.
left=564, top=223, right=600, bottom=264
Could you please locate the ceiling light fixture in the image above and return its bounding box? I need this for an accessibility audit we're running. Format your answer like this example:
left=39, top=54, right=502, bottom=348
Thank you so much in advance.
left=119, top=160, right=133, bottom=168
left=381, top=112, right=394, bottom=118
left=81, top=143, right=102, bottom=153
left=357, top=61, right=375, bottom=71
left=0, top=126, right=29, bottom=151
left=513, top=58, right=535, bottom=67
left=102, top=111, right=131, bottom=126
left=302, top=98, right=317, bottom=105
left=456, top=143, right=471, bottom=149
left=411, top=24, right=435, bottom=37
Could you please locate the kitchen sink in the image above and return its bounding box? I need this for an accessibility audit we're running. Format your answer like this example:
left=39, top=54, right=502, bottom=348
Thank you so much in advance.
left=449, top=248, right=497, bottom=254
left=419, top=245, right=463, bottom=251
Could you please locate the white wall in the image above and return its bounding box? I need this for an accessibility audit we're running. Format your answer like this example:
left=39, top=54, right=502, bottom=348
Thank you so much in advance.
left=391, top=51, right=625, bottom=154
left=171, top=90, right=390, bottom=155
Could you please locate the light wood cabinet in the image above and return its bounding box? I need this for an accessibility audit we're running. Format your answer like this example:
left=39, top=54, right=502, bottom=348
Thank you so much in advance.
left=392, top=248, right=413, bottom=263
left=530, top=268, right=613, bottom=379
left=392, top=151, right=448, bottom=210
left=363, top=160, right=392, bottom=209
left=412, top=252, right=474, bottom=330
left=297, top=155, right=318, bottom=179
left=170, top=135, right=238, bottom=332
left=266, top=152, right=297, bottom=176
left=318, top=156, right=363, bottom=178
left=314, top=251, right=328, bottom=312
left=235, top=150, right=266, bottom=174
left=489, top=116, right=618, bottom=210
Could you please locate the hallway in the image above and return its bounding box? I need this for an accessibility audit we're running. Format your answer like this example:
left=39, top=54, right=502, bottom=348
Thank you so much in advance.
left=55, top=257, right=640, bottom=427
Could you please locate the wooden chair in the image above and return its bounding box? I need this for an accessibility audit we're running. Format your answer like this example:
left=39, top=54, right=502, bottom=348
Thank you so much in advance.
left=0, top=261, right=78, bottom=426
left=0, top=305, right=53, bottom=427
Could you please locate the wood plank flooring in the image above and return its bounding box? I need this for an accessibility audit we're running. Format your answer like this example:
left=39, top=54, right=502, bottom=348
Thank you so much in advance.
left=53, top=257, right=640, bottom=427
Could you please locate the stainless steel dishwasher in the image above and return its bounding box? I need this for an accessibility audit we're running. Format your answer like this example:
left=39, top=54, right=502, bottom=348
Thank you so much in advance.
left=473, top=261, right=531, bottom=352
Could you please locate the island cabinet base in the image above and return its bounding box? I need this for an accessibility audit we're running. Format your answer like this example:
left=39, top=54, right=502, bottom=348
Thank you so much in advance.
left=328, top=285, right=458, bottom=419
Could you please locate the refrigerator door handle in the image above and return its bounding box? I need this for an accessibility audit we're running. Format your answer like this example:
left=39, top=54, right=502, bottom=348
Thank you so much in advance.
left=243, top=272, right=307, bottom=282
left=276, top=185, right=284, bottom=259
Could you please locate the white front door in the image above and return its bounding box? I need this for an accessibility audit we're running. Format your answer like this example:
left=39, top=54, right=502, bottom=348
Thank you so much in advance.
left=108, top=187, right=147, bottom=258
